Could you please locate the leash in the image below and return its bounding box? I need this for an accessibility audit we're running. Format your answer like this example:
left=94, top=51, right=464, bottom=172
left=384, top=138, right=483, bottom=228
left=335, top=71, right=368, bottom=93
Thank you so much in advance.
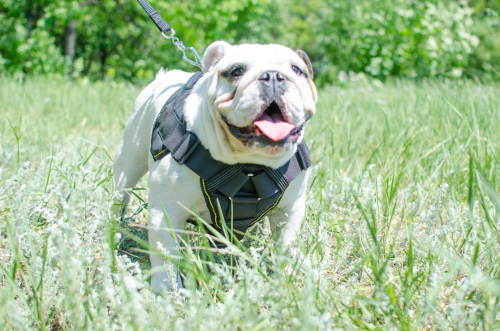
left=136, top=0, right=202, bottom=69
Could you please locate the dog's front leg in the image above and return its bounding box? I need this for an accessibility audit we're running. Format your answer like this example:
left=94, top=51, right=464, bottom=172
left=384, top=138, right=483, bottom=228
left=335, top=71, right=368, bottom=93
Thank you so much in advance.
left=147, top=160, right=202, bottom=293
left=269, top=170, right=309, bottom=249
left=147, top=201, right=186, bottom=293
left=268, top=170, right=309, bottom=279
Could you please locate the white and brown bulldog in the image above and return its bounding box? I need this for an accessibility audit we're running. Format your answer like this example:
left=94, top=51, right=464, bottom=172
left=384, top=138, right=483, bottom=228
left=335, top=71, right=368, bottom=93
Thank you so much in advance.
left=113, top=41, right=317, bottom=292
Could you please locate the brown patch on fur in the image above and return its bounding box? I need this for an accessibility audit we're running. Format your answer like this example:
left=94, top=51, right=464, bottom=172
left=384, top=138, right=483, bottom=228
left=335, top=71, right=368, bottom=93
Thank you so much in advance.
left=296, top=49, right=314, bottom=79
left=308, top=78, right=318, bottom=102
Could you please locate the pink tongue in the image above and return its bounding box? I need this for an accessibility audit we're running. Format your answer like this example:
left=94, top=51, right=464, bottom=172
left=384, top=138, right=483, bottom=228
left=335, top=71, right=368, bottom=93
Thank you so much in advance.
left=254, top=113, right=295, bottom=142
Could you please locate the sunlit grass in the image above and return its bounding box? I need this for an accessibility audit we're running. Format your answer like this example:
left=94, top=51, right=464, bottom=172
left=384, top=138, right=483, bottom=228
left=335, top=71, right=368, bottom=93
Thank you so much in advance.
left=0, top=75, right=499, bottom=329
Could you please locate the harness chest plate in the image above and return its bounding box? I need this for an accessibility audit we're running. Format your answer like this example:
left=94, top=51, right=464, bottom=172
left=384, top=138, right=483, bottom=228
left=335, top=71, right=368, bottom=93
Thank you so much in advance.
left=150, top=72, right=311, bottom=242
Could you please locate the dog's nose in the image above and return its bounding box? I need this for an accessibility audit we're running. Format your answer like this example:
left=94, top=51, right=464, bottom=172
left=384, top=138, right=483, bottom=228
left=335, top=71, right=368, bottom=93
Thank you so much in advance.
left=258, top=71, right=286, bottom=82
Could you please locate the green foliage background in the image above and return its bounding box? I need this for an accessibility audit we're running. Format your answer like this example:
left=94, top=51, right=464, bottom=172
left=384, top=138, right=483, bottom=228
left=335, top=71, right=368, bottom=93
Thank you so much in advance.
left=0, top=0, right=499, bottom=84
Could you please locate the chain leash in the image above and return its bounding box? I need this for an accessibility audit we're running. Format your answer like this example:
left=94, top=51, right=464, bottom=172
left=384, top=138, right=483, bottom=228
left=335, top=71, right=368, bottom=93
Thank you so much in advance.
left=136, top=0, right=202, bottom=70
left=161, top=30, right=202, bottom=69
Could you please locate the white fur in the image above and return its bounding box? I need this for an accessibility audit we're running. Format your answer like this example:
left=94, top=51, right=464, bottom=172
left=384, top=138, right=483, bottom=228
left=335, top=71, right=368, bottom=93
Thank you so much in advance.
left=114, top=42, right=316, bottom=293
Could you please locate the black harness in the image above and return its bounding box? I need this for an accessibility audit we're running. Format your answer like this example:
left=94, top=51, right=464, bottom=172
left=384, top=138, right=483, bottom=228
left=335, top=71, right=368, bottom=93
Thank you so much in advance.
left=151, top=72, right=311, bottom=242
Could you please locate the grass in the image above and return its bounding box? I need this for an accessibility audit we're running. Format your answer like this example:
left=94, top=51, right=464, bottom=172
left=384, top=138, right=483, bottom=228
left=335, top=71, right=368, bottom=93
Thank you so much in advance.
left=0, top=74, right=499, bottom=330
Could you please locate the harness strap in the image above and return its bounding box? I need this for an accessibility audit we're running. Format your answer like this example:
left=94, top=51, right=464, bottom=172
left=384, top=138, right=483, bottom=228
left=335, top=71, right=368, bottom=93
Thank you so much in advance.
left=152, top=72, right=203, bottom=161
left=205, top=164, right=246, bottom=192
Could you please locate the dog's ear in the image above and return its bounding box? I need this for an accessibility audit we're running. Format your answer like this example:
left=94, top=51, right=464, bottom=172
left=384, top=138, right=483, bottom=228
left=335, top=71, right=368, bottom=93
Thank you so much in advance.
left=296, top=49, right=314, bottom=80
left=202, top=41, right=231, bottom=73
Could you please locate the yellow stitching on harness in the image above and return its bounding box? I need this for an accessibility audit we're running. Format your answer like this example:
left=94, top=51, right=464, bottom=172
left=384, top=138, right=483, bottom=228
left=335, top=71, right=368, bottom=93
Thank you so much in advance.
left=202, top=179, right=220, bottom=229
left=248, top=191, right=284, bottom=227
left=153, top=148, right=168, bottom=158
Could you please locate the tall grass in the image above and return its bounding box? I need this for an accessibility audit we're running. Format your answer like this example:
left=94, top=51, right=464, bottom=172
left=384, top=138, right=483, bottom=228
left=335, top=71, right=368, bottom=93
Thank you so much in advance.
left=0, top=75, right=499, bottom=329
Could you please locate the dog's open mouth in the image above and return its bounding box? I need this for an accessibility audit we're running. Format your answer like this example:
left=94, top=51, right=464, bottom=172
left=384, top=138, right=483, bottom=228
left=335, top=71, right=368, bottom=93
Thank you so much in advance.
left=225, top=102, right=303, bottom=146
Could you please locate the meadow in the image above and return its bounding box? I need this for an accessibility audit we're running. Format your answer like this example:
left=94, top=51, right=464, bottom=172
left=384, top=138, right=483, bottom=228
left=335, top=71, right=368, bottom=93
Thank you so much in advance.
left=0, top=74, right=499, bottom=329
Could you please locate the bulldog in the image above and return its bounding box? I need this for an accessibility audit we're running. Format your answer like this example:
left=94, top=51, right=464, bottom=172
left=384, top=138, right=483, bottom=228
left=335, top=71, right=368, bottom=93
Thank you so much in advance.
left=113, top=41, right=317, bottom=292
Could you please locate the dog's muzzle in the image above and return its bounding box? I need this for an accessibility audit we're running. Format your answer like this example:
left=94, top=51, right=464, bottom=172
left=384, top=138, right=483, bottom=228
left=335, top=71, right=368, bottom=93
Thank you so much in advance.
left=224, top=71, right=306, bottom=148
left=224, top=101, right=304, bottom=148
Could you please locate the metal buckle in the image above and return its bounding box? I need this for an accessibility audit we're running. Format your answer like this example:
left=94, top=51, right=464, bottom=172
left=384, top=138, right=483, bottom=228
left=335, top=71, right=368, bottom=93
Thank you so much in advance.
left=162, top=29, right=202, bottom=69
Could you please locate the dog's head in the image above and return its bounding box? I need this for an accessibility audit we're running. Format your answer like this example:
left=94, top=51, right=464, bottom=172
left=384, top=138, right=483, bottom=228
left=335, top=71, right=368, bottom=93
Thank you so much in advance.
left=188, top=41, right=317, bottom=167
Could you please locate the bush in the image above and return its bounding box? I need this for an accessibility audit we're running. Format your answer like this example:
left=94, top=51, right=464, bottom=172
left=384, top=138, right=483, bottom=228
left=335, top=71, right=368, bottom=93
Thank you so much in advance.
left=0, top=14, right=64, bottom=77
left=0, top=0, right=497, bottom=84
left=469, top=7, right=500, bottom=78
left=307, top=0, right=480, bottom=83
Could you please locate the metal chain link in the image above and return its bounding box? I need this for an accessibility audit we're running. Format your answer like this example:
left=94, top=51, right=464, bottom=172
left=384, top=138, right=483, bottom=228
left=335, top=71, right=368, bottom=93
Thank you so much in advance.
left=162, top=30, right=202, bottom=69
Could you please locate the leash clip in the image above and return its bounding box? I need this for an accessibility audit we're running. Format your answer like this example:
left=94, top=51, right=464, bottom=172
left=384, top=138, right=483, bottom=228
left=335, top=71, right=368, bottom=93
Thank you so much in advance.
left=162, top=29, right=202, bottom=69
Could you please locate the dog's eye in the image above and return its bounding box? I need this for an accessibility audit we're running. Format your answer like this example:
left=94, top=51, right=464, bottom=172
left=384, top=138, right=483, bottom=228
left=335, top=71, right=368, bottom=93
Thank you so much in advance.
left=292, top=65, right=306, bottom=77
left=230, top=67, right=245, bottom=78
